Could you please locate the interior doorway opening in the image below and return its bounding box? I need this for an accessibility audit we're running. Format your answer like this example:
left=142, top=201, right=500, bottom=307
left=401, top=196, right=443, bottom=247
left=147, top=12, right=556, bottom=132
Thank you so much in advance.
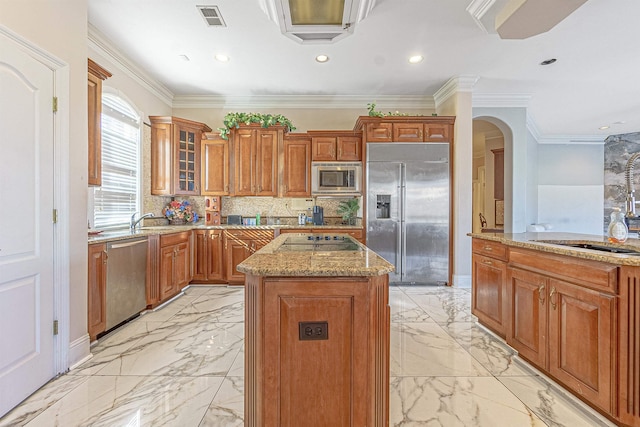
left=472, top=120, right=505, bottom=233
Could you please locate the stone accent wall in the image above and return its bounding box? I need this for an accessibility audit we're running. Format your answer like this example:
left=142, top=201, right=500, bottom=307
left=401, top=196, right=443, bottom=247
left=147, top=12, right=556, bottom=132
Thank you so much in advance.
left=604, top=131, right=640, bottom=232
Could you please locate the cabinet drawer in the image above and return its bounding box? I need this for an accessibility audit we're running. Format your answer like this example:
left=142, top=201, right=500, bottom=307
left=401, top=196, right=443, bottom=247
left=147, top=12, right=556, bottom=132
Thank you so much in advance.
left=509, top=248, right=617, bottom=293
left=472, top=239, right=507, bottom=261
left=160, top=231, right=191, bottom=247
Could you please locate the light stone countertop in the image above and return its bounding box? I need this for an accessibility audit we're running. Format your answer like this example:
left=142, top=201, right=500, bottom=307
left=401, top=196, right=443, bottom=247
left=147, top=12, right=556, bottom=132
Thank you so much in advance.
left=88, top=223, right=363, bottom=245
left=236, top=233, right=395, bottom=277
left=470, top=231, right=640, bottom=266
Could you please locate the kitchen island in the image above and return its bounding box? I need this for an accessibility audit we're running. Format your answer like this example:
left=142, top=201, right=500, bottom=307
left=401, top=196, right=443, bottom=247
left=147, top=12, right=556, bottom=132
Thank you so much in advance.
left=470, top=232, right=640, bottom=427
left=237, top=233, right=394, bottom=427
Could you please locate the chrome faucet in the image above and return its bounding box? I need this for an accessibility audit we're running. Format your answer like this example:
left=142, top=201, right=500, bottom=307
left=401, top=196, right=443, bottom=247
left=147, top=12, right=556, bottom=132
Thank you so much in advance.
left=130, top=212, right=154, bottom=230
left=625, top=153, right=640, bottom=217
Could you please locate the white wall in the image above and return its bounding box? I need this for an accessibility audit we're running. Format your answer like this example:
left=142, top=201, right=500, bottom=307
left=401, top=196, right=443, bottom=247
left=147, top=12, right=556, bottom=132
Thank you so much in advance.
left=0, top=0, right=88, bottom=365
left=537, top=143, right=604, bottom=234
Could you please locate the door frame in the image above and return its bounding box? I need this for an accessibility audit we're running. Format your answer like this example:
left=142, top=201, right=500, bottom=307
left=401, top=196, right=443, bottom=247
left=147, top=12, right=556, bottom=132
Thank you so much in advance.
left=1, top=25, right=70, bottom=375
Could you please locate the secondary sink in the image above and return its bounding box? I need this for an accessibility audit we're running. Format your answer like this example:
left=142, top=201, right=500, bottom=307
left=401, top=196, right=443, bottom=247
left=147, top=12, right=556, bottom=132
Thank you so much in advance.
left=535, top=240, right=640, bottom=255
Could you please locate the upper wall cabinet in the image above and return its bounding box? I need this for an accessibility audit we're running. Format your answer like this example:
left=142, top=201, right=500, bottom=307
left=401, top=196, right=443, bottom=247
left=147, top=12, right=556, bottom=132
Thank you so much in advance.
left=150, top=116, right=212, bottom=196
left=282, top=134, right=312, bottom=197
left=308, top=131, right=362, bottom=161
left=87, top=59, right=112, bottom=187
left=230, top=125, right=283, bottom=196
left=353, top=116, right=455, bottom=143
left=201, top=132, right=230, bottom=196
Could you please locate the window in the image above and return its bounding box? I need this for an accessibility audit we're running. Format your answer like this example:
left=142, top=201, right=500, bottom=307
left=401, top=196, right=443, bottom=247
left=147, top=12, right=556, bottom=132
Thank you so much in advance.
left=92, top=93, right=141, bottom=229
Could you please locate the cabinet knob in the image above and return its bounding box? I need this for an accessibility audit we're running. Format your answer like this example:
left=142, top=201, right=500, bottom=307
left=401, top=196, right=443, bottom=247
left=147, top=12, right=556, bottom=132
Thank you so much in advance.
left=483, top=246, right=493, bottom=251
left=224, top=185, right=229, bottom=192
left=482, top=260, right=493, bottom=266
left=102, top=250, right=108, bottom=264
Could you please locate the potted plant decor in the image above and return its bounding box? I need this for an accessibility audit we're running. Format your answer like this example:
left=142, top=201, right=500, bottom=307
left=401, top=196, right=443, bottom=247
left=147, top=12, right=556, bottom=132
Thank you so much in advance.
left=337, top=198, right=360, bottom=226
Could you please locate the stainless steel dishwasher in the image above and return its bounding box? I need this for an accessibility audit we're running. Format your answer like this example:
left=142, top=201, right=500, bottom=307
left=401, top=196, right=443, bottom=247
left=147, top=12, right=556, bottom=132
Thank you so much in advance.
left=106, top=237, right=148, bottom=330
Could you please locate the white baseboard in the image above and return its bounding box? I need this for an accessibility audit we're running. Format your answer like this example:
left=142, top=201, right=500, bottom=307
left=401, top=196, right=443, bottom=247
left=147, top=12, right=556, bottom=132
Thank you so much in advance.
left=67, top=334, right=91, bottom=370
left=453, top=274, right=471, bottom=288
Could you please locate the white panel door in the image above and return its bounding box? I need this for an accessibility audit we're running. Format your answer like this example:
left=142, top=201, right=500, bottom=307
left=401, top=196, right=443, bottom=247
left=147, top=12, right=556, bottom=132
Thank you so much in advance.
left=0, top=34, right=55, bottom=417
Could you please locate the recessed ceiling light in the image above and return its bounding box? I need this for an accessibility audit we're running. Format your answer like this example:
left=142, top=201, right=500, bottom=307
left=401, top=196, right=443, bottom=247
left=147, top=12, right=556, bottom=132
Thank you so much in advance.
left=215, top=54, right=230, bottom=62
left=315, top=55, right=329, bottom=63
left=540, top=58, right=557, bottom=66
left=599, top=125, right=610, bottom=130
left=178, top=54, right=190, bottom=62
left=408, top=55, right=424, bottom=64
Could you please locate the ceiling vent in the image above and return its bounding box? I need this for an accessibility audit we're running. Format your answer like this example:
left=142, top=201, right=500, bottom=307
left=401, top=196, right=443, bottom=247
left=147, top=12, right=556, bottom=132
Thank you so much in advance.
left=197, top=6, right=226, bottom=27
left=259, top=0, right=376, bottom=44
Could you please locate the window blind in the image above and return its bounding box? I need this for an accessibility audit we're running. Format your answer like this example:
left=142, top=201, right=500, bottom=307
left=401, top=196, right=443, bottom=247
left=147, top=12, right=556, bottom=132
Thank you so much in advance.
left=93, top=94, right=141, bottom=229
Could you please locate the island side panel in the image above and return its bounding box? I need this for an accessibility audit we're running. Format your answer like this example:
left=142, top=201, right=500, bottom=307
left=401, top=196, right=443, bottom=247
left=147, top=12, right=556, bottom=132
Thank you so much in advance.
left=244, top=274, right=390, bottom=427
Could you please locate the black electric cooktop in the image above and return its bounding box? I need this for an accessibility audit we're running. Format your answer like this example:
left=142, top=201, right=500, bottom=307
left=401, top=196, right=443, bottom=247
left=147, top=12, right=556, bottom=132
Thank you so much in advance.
left=276, top=235, right=362, bottom=252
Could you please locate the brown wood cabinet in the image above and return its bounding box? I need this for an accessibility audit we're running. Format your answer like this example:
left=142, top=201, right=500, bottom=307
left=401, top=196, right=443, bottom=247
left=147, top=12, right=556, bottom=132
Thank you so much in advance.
left=309, top=131, right=362, bottom=161
left=87, top=243, right=107, bottom=341
left=150, top=116, right=212, bottom=196
left=245, top=275, right=389, bottom=426
left=201, top=133, right=230, bottom=196
left=618, top=266, right=640, bottom=426
left=282, top=135, right=311, bottom=197
left=354, top=116, right=454, bottom=143
left=471, top=239, right=508, bottom=337
left=193, top=229, right=224, bottom=283
left=224, top=229, right=274, bottom=283
left=506, top=248, right=617, bottom=415
left=158, top=232, right=192, bottom=301
left=87, top=59, right=111, bottom=187
left=232, top=126, right=281, bottom=196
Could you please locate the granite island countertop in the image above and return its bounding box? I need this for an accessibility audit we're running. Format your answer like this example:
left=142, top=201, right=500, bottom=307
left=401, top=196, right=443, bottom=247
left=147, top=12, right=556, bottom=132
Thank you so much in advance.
left=236, top=233, right=395, bottom=277
left=470, top=231, right=640, bottom=266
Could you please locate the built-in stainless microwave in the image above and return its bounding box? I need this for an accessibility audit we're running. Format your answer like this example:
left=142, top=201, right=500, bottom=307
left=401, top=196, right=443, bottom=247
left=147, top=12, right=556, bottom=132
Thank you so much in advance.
left=311, top=162, right=362, bottom=196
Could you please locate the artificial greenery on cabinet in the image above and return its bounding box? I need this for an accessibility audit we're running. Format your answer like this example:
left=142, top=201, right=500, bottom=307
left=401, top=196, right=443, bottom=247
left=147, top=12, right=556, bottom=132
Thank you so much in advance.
left=218, top=112, right=296, bottom=140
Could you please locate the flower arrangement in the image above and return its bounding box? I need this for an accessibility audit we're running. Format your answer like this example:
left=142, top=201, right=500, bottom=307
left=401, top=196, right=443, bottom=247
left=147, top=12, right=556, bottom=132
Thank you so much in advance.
left=163, top=200, right=198, bottom=224
left=218, top=112, right=296, bottom=140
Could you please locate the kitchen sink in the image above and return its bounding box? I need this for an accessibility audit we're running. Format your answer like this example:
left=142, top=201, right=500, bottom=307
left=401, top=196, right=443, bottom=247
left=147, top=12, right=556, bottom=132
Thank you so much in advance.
left=535, top=240, right=640, bottom=255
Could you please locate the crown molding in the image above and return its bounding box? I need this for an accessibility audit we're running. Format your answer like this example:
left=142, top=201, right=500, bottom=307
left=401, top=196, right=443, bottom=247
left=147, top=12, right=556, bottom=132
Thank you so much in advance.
left=88, top=24, right=174, bottom=107
left=526, top=111, right=542, bottom=140
left=466, top=0, right=497, bottom=34
left=433, top=75, right=480, bottom=108
left=473, top=93, right=532, bottom=108
left=172, top=94, right=435, bottom=110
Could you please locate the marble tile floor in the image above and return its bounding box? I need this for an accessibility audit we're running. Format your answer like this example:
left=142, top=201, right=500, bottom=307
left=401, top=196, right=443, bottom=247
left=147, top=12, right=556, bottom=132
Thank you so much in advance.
left=0, top=284, right=616, bottom=426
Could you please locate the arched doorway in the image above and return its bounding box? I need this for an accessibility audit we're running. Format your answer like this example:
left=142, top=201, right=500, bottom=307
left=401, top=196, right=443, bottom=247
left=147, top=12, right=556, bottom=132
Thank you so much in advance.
left=472, top=119, right=508, bottom=232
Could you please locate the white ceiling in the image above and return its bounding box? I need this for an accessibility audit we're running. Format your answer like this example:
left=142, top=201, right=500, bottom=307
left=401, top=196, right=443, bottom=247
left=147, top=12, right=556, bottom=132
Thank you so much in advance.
left=88, top=0, right=640, bottom=138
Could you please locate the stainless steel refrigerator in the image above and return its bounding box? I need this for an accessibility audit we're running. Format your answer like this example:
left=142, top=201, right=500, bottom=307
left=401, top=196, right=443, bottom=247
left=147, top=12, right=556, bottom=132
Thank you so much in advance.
left=366, top=143, right=450, bottom=285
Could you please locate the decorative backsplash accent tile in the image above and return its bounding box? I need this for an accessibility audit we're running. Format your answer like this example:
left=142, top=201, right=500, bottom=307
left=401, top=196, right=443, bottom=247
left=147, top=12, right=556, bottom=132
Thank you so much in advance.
left=604, top=131, right=640, bottom=232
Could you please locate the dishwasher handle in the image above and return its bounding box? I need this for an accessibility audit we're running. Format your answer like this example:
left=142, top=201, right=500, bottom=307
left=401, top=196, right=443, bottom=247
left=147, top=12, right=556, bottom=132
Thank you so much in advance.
left=108, top=239, right=147, bottom=250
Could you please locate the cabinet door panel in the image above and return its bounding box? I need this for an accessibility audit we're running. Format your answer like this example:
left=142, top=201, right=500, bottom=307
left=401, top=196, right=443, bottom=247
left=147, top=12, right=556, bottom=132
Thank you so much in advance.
left=234, top=129, right=256, bottom=196
left=472, top=254, right=507, bottom=337
left=207, top=231, right=224, bottom=281
left=174, top=241, right=191, bottom=290
left=393, top=123, right=423, bottom=141
left=365, top=122, right=392, bottom=142
left=256, top=130, right=278, bottom=196
left=226, top=239, right=250, bottom=283
left=193, top=231, right=208, bottom=281
left=312, top=137, right=337, bottom=161
left=337, top=137, right=361, bottom=161
left=548, top=279, right=614, bottom=412
left=151, top=123, right=173, bottom=195
left=159, top=246, right=176, bottom=301
left=507, top=267, right=547, bottom=368
left=283, top=138, right=311, bottom=197
left=88, top=244, right=107, bottom=340
left=424, top=123, right=450, bottom=142
left=201, top=139, right=229, bottom=195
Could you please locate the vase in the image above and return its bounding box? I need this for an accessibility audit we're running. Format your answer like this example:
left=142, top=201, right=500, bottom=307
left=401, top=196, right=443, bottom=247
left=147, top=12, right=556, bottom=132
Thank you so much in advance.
left=169, top=218, right=187, bottom=225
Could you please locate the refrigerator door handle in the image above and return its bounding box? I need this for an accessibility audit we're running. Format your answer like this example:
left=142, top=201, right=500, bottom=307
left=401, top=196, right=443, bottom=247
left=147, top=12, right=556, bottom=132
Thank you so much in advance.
left=400, top=163, right=407, bottom=281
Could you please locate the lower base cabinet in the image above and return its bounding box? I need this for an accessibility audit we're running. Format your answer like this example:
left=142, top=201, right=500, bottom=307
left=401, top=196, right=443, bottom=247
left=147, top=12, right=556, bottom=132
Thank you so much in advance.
left=88, top=243, right=107, bottom=341
left=223, top=230, right=273, bottom=283
left=158, top=232, right=192, bottom=302
left=193, top=229, right=224, bottom=282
